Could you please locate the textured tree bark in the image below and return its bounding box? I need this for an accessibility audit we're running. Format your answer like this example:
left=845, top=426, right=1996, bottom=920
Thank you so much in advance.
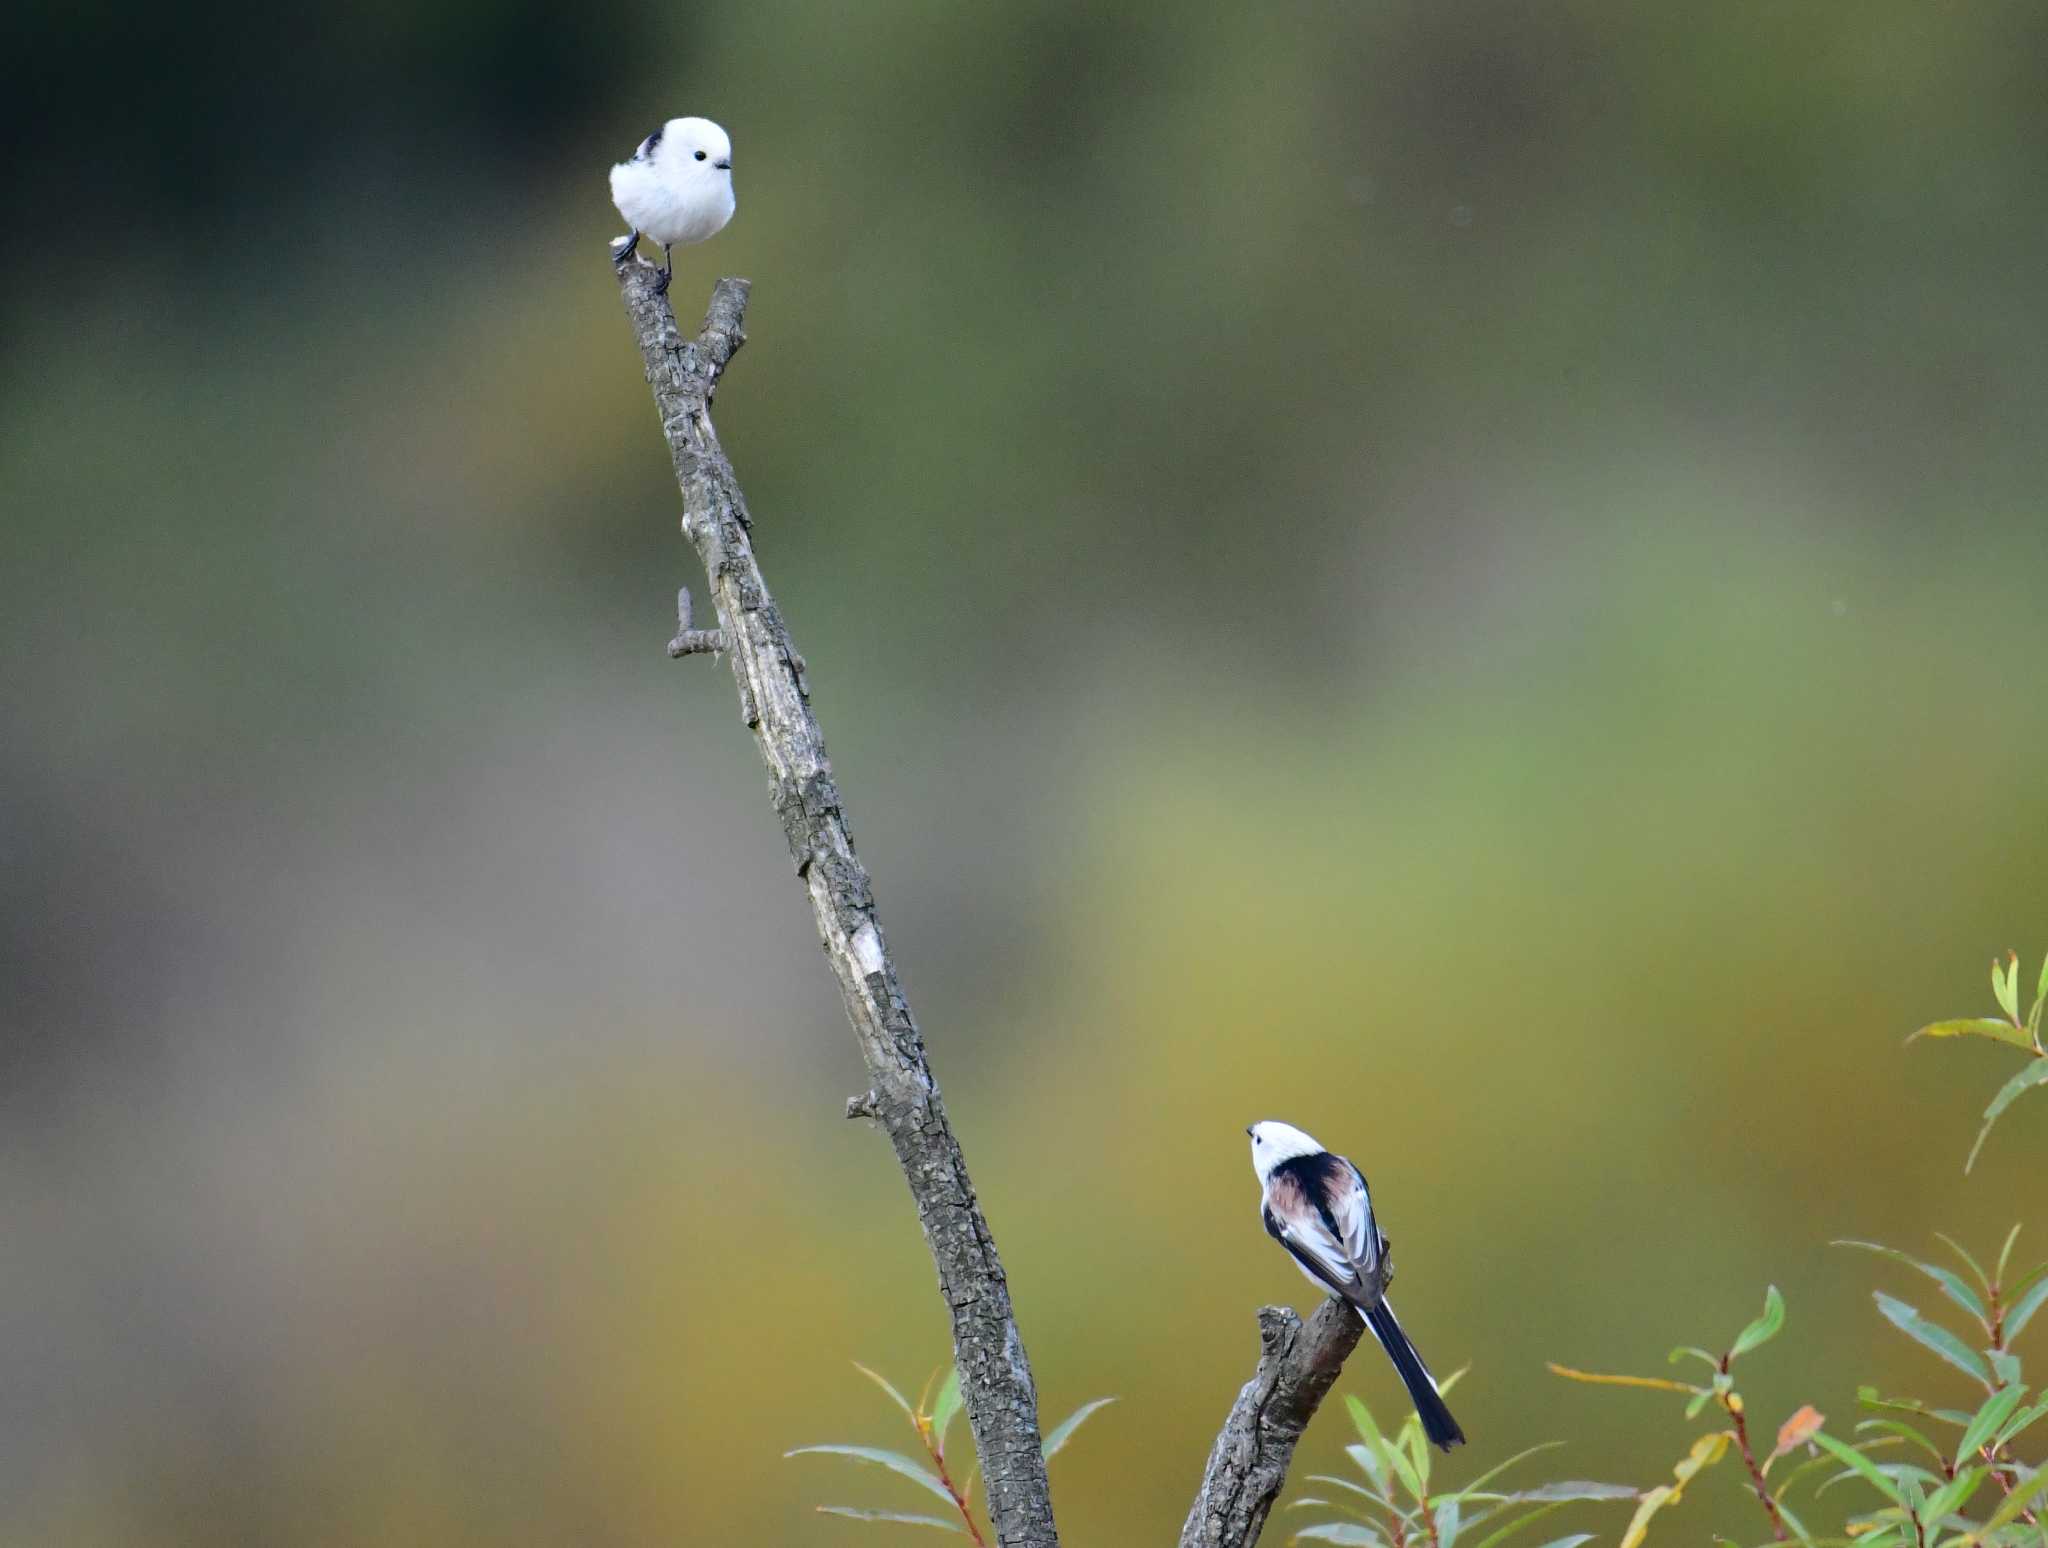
left=1179, top=1300, right=1366, bottom=1548
left=613, top=263, right=1059, bottom=1548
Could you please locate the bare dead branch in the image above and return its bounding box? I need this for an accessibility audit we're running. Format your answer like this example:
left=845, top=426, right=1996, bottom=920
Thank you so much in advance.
left=1180, top=1299, right=1366, bottom=1548
left=613, top=258, right=1059, bottom=1548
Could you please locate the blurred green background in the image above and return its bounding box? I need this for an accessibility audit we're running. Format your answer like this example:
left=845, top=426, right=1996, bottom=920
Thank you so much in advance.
left=6, top=1, right=2048, bottom=1542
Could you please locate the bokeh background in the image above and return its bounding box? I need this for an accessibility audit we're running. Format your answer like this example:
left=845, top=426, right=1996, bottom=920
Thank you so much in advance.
left=7, top=2, right=2048, bottom=1542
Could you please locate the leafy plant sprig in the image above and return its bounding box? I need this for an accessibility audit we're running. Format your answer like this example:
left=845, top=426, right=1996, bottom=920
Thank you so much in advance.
left=1288, top=1369, right=1638, bottom=1548
left=1910, top=950, right=2048, bottom=1170
left=1548, top=1286, right=1827, bottom=1545
left=788, top=1361, right=1112, bottom=1541
left=1827, top=1231, right=2048, bottom=1545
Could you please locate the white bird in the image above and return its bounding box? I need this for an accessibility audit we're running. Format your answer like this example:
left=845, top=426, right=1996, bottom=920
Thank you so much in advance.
left=609, top=117, right=737, bottom=294
left=1248, top=1120, right=1465, bottom=1450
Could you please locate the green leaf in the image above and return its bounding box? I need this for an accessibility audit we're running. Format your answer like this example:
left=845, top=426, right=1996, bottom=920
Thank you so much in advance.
left=1040, top=1397, right=1113, bottom=1461
left=1920, top=1466, right=1986, bottom=1526
left=1966, top=1063, right=2048, bottom=1173
left=1993, top=955, right=2020, bottom=1024
left=1379, top=1425, right=1426, bottom=1506
left=1309, top=1473, right=1399, bottom=1514
left=1995, top=1225, right=2024, bottom=1288
left=2004, top=1273, right=2048, bottom=1342
left=1949, top=1392, right=2015, bottom=1466
left=815, top=1505, right=965, bottom=1533
left=1774, top=1499, right=1816, bottom=1546
left=1505, top=1482, right=1641, bottom=1502
left=852, top=1362, right=918, bottom=1426
left=1854, top=1420, right=1948, bottom=1466
left=1450, top=1442, right=1565, bottom=1500
left=1341, top=1445, right=1392, bottom=1499
left=1987, top=1348, right=2022, bottom=1388
left=785, top=1446, right=956, bottom=1506
left=1467, top=1501, right=1566, bottom=1548
left=1685, top=1389, right=1713, bottom=1419
left=1810, top=1431, right=1904, bottom=1505
left=1995, top=1393, right=2048, bottom=1447
left=1545, top=1363, right=1702, bottom=1395
left=1434, top=1495, right=1462, bottom=1548
left=1294, top=1527, right=1386, bottom=1546
left=1403, top=1411, right=1432, bottom=1495
left=1974, top=1457, right=2048, bottom=1537
left=1911, top=1018, right=2037, bottom=1051
left=1873, top=1292, right=1994, bottom=1384
left=1936, top=1234, right=1993, bottom=1294
left=1344, top=1398, right=1393, bottom=1494
left=1669, top=1345, right=1720, bottom=1369
left=1731, top=1286, right=1787, bottom=1359
left=930, top=1367, right=964, bottom=1457
left=1526, top=1538, right=1595, bottom=1548
left=1835, top=1241, right=1990, bottom=1327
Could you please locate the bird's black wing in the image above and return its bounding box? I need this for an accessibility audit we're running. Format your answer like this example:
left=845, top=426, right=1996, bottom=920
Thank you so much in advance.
left=1263, top=1199, right=1361, bottom=1300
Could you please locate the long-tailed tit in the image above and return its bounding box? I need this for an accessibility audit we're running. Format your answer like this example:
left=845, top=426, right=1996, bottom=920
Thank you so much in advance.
left=609, top=117, right=736, bottom=294
left=1249, top=1120, right=1465, bottom=1451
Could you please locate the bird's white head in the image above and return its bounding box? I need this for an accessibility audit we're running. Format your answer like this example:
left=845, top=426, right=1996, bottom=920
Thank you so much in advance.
left=1247, top=1120, right=1325, bottom=1179
left=657, top=116, right=733, bottom=177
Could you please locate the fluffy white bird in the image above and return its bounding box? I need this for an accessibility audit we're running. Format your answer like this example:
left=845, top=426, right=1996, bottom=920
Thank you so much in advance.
left=609, top=117, right=736, bottom=294
left=1249, top=1120, right=1465, bottom=1450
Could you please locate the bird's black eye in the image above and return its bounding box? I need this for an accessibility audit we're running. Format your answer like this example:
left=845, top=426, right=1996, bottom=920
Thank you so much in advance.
left=694, top=150, right=707, bottom=161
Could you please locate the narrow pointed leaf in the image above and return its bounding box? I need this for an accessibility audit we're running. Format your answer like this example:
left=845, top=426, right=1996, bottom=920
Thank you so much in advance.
left=1669, top=1345, right=1719, bottom=1369
left=785, top=1446, right=956, bottom=1506
left=1617, top=1485, right=1675, bottom=1548
left=1994, top=955, right=2020, bottom=1023
left=2004, top=1273, right=2048, bottom=1342
left=1973, top=1457, right=2048, bottom=1537
left=1346, top=1395, right=1391, bottom=1467
left=1404, top=1412, right=1432, bottom=1494
left=1294, top=1527, right=1386, bottom=1546
left=1965, top=1063, right=2048, bottom=1173
left=1872, top=1292, right=1993, bottom=1383
left=1527, top=1538, right=1594, bottom=1548
left=1309, top=1474, right=1398, bottom=1513
left=1853, top=1419, right=1947, bottom=1465
left=1996, top=1393, right=2048, bottom=1447
left=1995, top=1225, right=2024, bottom=1287
left=1434, top=1495, right=1461, bottom=1548
left=1040, top=1396, right=1113, bottom=1460
left=1810, top=1431, right=1903, bottom=1504
left=1468, top=1500, right=1566, bottom=1548
left=1731, top=1286, right=1787, bottom=1359
left=815, top=1505, right=964, bottom=1533
left=1546, top=1363, right=1701, bottom=1395
left=1454, top=1442, right=1566, bottom=1499
left=1935, top=1234, right=1992, bottom=1292
left=1910, top=1018, right=2035, bottom=1051
left=929, top=1367, right=964, bottom=1458
left=1380, top=1424, right=1426, bottom=1504
left=1342, top=1440, right=1391, bottom=1495
left=1506, top=1482, right=1641, bottom=1501
left=1834, top=1241, right=1989, bottom=1326
left=1921, top=1466, right=1986, bottom=1526
left=1956, top=1386, right=2026, bottom=1462
left=852, top=1362, right=918, bottom=1425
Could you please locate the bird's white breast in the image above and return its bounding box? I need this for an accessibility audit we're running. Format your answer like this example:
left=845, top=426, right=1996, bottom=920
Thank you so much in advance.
left=609, top=160, right=735, bottom=248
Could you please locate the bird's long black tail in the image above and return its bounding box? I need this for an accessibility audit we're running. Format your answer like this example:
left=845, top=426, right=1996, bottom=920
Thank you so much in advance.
left=1361, top=1297, right=1465, bottom=1451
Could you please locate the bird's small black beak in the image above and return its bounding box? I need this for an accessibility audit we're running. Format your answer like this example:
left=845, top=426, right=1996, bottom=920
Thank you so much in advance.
left=714, top=159, right=731, bottom=170
left=1245, top=1125, right=1255, bottom=1136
